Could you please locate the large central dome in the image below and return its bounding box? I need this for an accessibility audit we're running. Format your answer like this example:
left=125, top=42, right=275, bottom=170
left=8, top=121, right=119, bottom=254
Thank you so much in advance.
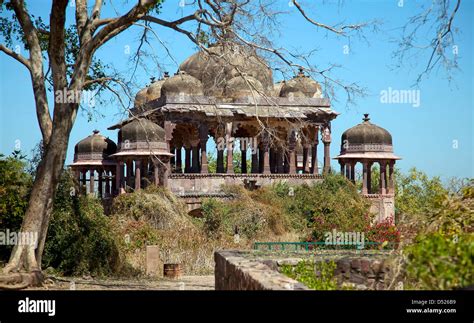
left=179, top=42, right=273, bottom=97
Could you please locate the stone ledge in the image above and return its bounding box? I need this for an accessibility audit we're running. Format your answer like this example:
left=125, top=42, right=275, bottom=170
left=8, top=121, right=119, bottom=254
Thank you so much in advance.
left=215, top=250, right=309, bottom=290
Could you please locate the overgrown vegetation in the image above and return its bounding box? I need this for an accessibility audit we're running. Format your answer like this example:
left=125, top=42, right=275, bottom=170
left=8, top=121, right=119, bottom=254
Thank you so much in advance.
left=280, top=260, right=338, bottom=290
left=1, top=151, right=472, bottom=289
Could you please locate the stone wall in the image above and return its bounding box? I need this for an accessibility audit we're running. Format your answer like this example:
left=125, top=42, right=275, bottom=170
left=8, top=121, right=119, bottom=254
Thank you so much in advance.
left=215, top=250, right=397, bottom=290
left=169, top=173, right=323, bottom=195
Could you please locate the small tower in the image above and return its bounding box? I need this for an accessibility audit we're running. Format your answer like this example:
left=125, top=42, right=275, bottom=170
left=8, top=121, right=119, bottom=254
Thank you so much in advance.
left=335, top=114, right=401, bottom=223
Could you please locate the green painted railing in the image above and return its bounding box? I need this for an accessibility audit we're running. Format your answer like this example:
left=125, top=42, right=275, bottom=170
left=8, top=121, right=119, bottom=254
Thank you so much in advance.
left=253, top=241, right=397, bottom=251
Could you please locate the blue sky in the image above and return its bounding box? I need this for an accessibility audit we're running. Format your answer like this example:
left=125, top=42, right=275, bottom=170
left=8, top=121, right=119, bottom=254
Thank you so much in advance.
left=1, top=0, right=472, bottom=181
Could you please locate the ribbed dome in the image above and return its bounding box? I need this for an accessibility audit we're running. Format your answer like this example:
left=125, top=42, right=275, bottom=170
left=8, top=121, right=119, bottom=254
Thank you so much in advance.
left=279, top=68, right=322, bottom=98
left=74, top=130, right=117, bottom=162
left=179, top=42, right=273, bottom=97
left=341, top=114, right=392, bottom=147
left=134, top=87, right=149, bottom=109
left=160, top=71, right=204, bottom=97
left=146, top=72, right=170, bottom=101
left=120, top=118, right=165, bottom=143
left=223, top=74, right=264, bottom=99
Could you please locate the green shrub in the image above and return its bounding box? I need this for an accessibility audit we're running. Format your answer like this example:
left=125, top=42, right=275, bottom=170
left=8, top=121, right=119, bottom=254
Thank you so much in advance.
left=405, top=232, right=473, bottom=290
left=281, top=259, right=338, bottom=290
left=43, top=171, right=120, bottom=276
left=0, top=153, right=32, bottom=260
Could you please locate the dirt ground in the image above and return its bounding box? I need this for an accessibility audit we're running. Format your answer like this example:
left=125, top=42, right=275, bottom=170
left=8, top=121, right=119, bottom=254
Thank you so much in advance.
left=28, top=275, right=215, bottom=290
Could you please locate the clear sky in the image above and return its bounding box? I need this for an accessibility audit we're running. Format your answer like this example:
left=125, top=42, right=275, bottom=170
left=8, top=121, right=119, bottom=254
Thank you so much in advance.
left=1, top=0, right=472, bottom=181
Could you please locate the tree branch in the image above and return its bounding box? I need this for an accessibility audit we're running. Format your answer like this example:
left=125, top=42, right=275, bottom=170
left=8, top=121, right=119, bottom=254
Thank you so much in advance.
left=0, top=44, right=31, bottom=71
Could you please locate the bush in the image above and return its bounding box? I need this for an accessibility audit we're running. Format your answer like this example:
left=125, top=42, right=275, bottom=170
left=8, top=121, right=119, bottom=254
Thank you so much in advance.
left=405, top=232, right=473, bottom=289
left=43, top=171, right=120, bottom=276
left=285, top=173, right=371, bottom=242
left=280, top=259, right=338, bottom=290
left=0, top=153, right=32, bottom=261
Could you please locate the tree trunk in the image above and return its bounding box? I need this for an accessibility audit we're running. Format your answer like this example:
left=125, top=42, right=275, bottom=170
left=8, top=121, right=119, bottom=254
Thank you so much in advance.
left=1, top=114, right=72, bottom=287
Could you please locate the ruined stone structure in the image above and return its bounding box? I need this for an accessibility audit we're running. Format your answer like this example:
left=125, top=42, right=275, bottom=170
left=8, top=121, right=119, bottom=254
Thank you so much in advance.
left=70, top=41, right=400, bottom=222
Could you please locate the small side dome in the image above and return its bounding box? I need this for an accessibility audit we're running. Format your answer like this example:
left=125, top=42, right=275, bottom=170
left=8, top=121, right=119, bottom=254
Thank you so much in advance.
left=223, top=74, right=264, bottom=99
left=160, top=71, right=204, bottom=97
left=73, top=130, right=117, bottom=165
left=114, top=118, right=172, bottom=157
left=120, top=118, right=165, bottom=144
left=341, top=114, right=392, bottom=148
left=146, top=72, right=170, bottom=101
left=280, top=68, right=322, bottom=98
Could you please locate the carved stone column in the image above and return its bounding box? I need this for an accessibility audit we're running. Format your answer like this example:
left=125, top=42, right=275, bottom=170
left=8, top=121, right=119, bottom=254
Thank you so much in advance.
left=367, top=161, right=372, bottom=194
left=199, top=124, right=209, bottom=173
left=190, top=139, right=200, bottom=173
left=388, top=160, right=395, bottom=194
left=379, top=160, right=387, bottom=195
left=251, top=138, right=259, bottom=174
left=226, top=122, right=234, bottom=174
left=261, top=133, right=271, bottom=174
left=89, top=169, right=95, bottom=195
left=322, top=124, right=332, bottom=174
left=312, top=126, right=319, bottom=174
left=289, top=131, right=297, bottom=174
left=98, top=170, right=103, bottom=198
left=184, top=144, right=191, bottom=173
left=154, top=162, right=160, bottom=186
left=362, top=161, right=369, bottom=195
left=135, top=159, right=142, bottom=191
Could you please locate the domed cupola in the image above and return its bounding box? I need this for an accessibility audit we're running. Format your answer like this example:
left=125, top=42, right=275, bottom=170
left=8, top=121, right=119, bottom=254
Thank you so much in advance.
left=279, top=68, right=322, bottom=98
left=146, top=72, right=170, bottom=101
left=112, top=117, right=172, bottom=157
left=160, top=71, right=204, bottom=97
left=223, top=73, right=264, bottom=100
left=336, top=114, right=401, bottom=160
left=72, top=130, right=117, bottom=166
left=179, top=42, right=273, bottom=97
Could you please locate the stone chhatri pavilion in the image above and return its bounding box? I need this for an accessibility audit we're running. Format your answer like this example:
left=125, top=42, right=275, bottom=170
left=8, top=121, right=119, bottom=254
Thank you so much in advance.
left=70, top=41, right=400, bottom=222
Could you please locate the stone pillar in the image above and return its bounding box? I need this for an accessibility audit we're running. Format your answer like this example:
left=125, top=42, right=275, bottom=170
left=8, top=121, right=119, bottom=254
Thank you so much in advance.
left=116, top=161, right=124, bottom=194
left=184, top=145, right=191, bottom=173
left=388, top=160, right=395, bottom=194
left=251, top=139, right=259, bottom=173
left=110, top=169, right=116, bottom=196
left=226, top=122, right=234, bottom=174
left=164, top=120, right=175, bottom=180
left=89, top=169, right=95, bottom=195
left=288, top=131, right=297, bottom=175
left=362, top=161, right=369, bottom=195
left=350, top=160, right=356, bottom=182
left=345, top=161, right=351, bottom=179
left=339, top=160, right=344, bottom=175
left=135, top=159, right=141, bottom=190
left=98, top=170, right=103, bottom=198
left=200, top=124, right=209, bottom=173
left=311, top=126, right=319, bottom=174
left=303, top=144, right=311, bottom=173
left=240, top=140, right=247, bottom=174
left=175, top=145, right=182, bottom=173
left=191, top=139, right=200, bottom=173
left=276, top=147, right=284, bottom=174
left=321, top=125, right=332, bottom=174
left=170, top=147, right=176, bottom=173
left=81, top=169, right=87, bottom=194
left=262, top=134, right=271, bottom=174
left=379, top=160, right=387, bottom=195
left=126, top=160, right=134, bottom=188
left=258, top=146, right=264, bottom=173
left=367, top=162, right=372, bottom=194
